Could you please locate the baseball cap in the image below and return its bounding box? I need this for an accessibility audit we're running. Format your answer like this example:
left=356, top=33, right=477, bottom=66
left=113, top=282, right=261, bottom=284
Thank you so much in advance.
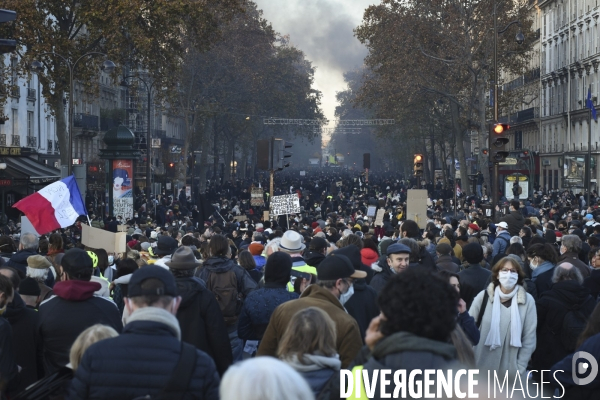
left=317, top=253, right=367, bottom=280
left=61, top=248, right=93, bottom=280
left=497, top=221, right=509, bottom=229
left=128, top=266, right=178, bottom=297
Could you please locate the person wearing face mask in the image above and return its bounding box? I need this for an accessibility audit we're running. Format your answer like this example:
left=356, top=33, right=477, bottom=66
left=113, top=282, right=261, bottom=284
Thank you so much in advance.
left=68, top=266, right=221, bottom=399
left=468, top=257, right=537, bottom=379
left=526, top=243, right=559, bottom=296
left=557, top=234, right=592, bottom=279
left=258, top=252, right=366, bottom=368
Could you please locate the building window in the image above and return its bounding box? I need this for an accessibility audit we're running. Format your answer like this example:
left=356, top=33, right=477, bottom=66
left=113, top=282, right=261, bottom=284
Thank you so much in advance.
left=12, top=109, right=18, bottom=137
left=554, top=170, right=559, bottom=190
left=27, top=111, right=34, bottom=137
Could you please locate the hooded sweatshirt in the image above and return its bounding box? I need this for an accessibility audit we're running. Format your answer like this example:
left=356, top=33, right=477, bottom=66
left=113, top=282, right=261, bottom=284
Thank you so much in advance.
left=38, top=280, right=123, bottom=374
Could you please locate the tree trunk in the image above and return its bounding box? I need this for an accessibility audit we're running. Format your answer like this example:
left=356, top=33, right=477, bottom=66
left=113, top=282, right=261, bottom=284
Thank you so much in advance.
left=223, top=137, right=233, bottom=182
left=240, top=144, right=248, bottom=179
left=450, top=101, right=470, bottom=195
left=51, top=91, right=69, bottom=167
left=199, top=116, right=213, bottom=192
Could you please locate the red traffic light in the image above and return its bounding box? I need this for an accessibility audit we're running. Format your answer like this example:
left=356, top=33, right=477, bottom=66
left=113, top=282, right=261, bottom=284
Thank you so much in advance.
left=523, top=150, right=529, bottom=156
left=482, top=148, right=489, bottom=155
left=169, top=163, right=174, bottom=168
left=493, top=123, right=510, bottom=134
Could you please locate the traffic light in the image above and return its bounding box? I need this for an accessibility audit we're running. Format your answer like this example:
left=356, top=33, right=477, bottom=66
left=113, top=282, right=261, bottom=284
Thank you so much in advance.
left=413, top=154, right=424, bottom=176
left=490, top=123, right=510, bottom=163
left=0, top=10, right=17, bottom=54
left=256, top=139, right=272, bottom=170
left=482, top=148, right=489, bottom=156
left=274, top=138, right=292, bottom=170
left=363, top=153, right=370, bottom=169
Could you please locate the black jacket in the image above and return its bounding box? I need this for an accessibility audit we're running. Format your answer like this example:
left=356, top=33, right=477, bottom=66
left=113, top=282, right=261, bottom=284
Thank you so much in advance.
left=3, top=293, right=43, bottom=395
left=584, top=268, right=600, bottom=300
left=531, top=280, right=597, bottom=372
left=369, top=256, right=392, bottom=294
left=459, top=264, right=492, bottom=310
left=304, top=250, right=326, bottom=269
left=0, top=318, right=18, bottom=395
left=67, top=320, right=220, bottom=400
left=344, top=280, right=380, bottom=341
left=499, top=210, right=525, bottom=237
left=435, top=255, right=460, bottom=272
left=38, top=280, right=123, bottom=374
left=175, top=277, right=233, bottom=376
left=7, top=249, right=38, bottom=279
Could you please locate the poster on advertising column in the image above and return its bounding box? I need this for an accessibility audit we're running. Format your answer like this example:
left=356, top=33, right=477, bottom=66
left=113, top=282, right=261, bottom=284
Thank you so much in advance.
left=112, top=160, right=134, bottom=220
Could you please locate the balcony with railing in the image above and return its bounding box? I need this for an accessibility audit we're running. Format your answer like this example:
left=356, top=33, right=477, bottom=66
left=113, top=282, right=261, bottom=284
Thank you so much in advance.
left=499, top=107, right=540, bottom=124
left=10, top=85, right=19, bottom=99
left=26, top=136, right=37, bottom=148
left=74, top=113, right=99, bottom=131
left=12, top=135, right=20, bottom=147
left=0, top=134, right=6, bottom=146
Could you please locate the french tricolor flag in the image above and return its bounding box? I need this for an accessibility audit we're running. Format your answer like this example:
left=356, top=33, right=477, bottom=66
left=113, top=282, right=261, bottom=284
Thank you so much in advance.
left=13, top=175, right=87, bottom=234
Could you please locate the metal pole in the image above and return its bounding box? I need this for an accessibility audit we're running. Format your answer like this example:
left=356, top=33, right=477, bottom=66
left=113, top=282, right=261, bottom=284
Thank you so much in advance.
left=492, top=0, right=499, bottom=210
left=146, top=85, right=152, bottom=204
left=588, top=104, right=592, bottom=207
left=68, top=65, right=73, bottom=176
left=270, top=170, right=274, bottom=201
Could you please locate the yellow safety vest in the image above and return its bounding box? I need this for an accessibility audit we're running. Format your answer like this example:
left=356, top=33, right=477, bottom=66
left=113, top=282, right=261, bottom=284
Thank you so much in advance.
left=347, top=365, right=368, bottom=400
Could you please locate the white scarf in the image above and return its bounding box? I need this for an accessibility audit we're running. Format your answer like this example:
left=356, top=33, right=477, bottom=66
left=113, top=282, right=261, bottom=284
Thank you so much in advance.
left=484, top=285, right=522, bottom=351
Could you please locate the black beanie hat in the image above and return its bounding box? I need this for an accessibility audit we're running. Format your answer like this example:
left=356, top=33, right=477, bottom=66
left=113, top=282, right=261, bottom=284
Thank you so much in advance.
left=264, top=252, right=293, bottom=287
left=463, top=242, right=484, bottom=264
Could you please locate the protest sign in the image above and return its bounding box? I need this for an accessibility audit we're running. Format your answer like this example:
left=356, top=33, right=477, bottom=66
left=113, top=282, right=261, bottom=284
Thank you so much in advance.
left=263, top=211, right=270, bottom=221
left=407, top=189, right=429, bottom=229
left=82, top=224, right=127, bottom=253
left=374, top=209, right=386, bottom=226
left=367, top=206, right=377, bottom=217
left=250, top=187, right=264, bottom=207
left=270, top=194, right=301, bottom=216
left=233, top=215, right=247, bottom=222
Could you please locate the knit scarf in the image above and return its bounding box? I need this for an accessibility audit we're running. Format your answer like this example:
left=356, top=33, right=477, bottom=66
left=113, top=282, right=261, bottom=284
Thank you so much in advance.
left=484, top=285, right=522, bottom=351
left=125, top=306, right=182, bottom=340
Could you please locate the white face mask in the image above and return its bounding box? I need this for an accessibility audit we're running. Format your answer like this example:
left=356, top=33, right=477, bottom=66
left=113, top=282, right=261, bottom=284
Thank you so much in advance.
left=339, top=283, right=354, bottom=305
left=529, top=257, right=538, bottom=270
left=499, top=270, right=518, bottom=290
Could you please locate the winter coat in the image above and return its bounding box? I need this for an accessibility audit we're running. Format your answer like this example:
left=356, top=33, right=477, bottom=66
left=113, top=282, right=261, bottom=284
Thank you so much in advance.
left=175, top=276, right=233, bottom=377
left=558, top=252, right=592, bottom=278
left=67, top=316, right=220, bottom=400
left=0, top=318, right=18, bottom=395
left=492, top=230, right=511, bottom=259
left=237, top=284, right=298, bottom=341
left=252, top=255, right=266, bottom=270
left=551, top=332, right=600, bottom=400
left=457, top=311, right=480, bottom=345
left=38, top=280, right=123, bottom=375
left=458, top=264, right=492, bottom=309
left=532, top=261, right=556, bottom=297
left=531, top=280, right=596, bottom=372
left=499, top=210, right=525, bottom=237
left=344, top=279, right=380, bottom=341
left=583, top=268, right=600, bottom=300
left=257, top=284, right=362, bottom=368
left=436, top=254, right=460, bottom=272
left=283, top=354, right=341, bottom=398
left=369, top=255, right=392, bottom=294
left=304, top=251, right=326, bottom=269
left=3, top=293, right=43, bottom=395
left=329, top=331, right=460, bottom=400
left=7, top=249, right=38, bottom=278
left=468, top=283, right=537, bottom=376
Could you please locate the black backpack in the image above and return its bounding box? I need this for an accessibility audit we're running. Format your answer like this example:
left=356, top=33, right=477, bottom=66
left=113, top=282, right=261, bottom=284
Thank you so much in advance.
left=548, top=298, right=588, bottom=352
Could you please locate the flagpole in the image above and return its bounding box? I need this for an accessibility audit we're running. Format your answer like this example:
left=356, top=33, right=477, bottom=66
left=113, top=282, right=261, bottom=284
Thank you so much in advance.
left=588, top=85, right=593, bottom=208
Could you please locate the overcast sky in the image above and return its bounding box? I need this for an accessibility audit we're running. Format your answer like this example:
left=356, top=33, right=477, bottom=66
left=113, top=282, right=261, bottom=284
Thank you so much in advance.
left=254, top=0, right=375, bottom=125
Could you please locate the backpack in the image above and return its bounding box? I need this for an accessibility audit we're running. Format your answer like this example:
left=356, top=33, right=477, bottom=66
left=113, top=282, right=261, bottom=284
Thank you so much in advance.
left=206, top=270, right=242, bottom=325
left=517, top=186, right=523, bottom=195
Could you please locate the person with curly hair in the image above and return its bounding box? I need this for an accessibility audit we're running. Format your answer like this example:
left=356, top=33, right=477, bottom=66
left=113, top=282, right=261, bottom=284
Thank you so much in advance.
left=468, top=257, right=537, bottom=378
left=332, top=269, right=461, bottom=399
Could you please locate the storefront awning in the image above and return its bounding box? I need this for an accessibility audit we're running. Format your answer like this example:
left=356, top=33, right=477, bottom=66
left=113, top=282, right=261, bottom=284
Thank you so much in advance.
left=5, top=157, right=61, bottom=185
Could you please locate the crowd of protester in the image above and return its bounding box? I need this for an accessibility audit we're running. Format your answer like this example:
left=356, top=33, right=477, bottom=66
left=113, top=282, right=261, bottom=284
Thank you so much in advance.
left=1, top=168, right=600, bottom=399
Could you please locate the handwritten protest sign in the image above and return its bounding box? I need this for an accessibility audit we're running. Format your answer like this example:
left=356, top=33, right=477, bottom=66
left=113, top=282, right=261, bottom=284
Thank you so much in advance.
left=82, top=224, right=127, bottom=253
left=270, top=194, right=300, bottom=216
left=251, top=188, right=264, bottom=207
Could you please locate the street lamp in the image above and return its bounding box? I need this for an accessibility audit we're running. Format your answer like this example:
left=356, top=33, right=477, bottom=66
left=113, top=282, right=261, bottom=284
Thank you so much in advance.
left=31, top=54, right=116, bottom=176
left=491, top=5, right=524, bottom=209
left=120, top=74, right=156, bottom=202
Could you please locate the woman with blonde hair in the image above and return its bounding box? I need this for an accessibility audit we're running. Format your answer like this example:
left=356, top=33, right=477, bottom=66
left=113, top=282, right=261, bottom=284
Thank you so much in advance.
left=469, top=257, right=537, bottom=378
left=70, top=324, right=119, bottom=370
left=277, top=307, right=341, bottom=397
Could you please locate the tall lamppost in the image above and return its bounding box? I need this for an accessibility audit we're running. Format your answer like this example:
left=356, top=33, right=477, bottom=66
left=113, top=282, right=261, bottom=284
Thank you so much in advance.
left=31, top=53, right=116, bottom=176
left=0, top=162, right=6, bottom=224
left=120, top=75, right=156, bottom=202
left=491, top=5, right=524, bottom=208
